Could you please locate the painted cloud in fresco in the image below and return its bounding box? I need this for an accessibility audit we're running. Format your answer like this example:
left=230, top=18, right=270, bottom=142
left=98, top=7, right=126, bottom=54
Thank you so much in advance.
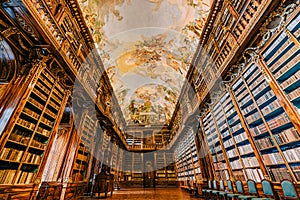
left=79, top=0, right=211, bottom=125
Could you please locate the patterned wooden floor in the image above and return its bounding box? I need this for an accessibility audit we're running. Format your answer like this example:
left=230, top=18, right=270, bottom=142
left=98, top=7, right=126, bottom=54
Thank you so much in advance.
left=83, top=188, right=203, bottom=199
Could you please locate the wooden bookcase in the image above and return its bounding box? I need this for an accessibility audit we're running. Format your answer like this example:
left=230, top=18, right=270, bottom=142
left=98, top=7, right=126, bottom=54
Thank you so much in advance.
left=175, top=131, right=202, bottom=187
left=71, top=114, right=96, bottom=182
left=119, top=150, right=177, bottom=187
left=114, top=147, right=123, bottom=185
left=0, top=68, right=65, bottom=184
left=124, top=126, right=172, bottom=150
left=122, top=151, right=133, bottom=183
left=71, top=143, right=90, bottom=182
left=258, top=8, right=300, bottom=182
left=165, top=152, right=177, bottom=185
left=155, top=152, right=166, bottom=187
left=64, top=113, right=97, bottom=199
left=110, top=143, right=119, bottom=175
left=199, top=5, right=300, bottom=184
left=202, top=112, right=232, bottom=181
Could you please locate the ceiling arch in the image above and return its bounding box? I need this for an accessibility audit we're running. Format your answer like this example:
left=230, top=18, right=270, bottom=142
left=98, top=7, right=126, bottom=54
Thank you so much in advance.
left=79, top=0, right=212, bottom=126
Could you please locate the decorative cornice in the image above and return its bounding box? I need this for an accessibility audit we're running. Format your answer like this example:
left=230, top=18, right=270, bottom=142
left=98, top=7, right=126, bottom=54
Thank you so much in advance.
left=64, top=0, right=95, bottom=50
left=196, top=0, right=300, bottom=115
left=199, top=0, right=224, bottom=46
left=259, top=0, right=300, bottom=48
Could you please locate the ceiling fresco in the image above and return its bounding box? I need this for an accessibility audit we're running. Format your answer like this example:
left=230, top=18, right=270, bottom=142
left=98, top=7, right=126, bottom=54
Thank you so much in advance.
left=79, top=0, right=211, bottom=126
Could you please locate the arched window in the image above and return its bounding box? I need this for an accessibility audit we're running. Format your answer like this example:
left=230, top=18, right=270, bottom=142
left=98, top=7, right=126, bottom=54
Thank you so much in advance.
left=0, top=36, right=15, bottom=83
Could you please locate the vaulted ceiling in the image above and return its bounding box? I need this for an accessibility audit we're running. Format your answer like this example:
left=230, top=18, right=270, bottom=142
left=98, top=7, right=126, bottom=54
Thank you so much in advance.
left=79, top=0, right=211, bottom=126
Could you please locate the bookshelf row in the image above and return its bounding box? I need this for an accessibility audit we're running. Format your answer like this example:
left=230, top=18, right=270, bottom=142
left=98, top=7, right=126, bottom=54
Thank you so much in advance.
left=121, top=151, right=177, bottom=185
left=0, top=69, right=65, bottom=184
left=125, top=129, right=171, bottom=149
left=261, top=12, right=300, bottom=115
left=175, top=130, right=202, bottom=185
left=200, top=9, right=300, bottom=183
left=71, top=113, right=97, bottom=182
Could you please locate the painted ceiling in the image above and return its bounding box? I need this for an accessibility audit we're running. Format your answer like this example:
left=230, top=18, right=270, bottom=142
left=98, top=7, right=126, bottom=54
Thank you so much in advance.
left=79, top=0, right=211, bottom=126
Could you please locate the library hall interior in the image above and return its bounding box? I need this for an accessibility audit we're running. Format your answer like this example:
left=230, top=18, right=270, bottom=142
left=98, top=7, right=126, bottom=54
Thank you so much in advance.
left=0, top=0, right=300, bottom=199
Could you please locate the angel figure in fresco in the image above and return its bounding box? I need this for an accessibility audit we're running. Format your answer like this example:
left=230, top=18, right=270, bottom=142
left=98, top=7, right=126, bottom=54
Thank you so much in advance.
left=178, top=47, right=191, bottom=71
left=196, top=17, right=207, bottom=30
left=82, top=7, right=97, bottom=29
left=92, top=25, right=105, bottom=44
left=112, top=9, right=123, bottom=21
left=93, top=33, right=102, bottom=44
left=129, top=100, right=138, bottom=115
left=144, top=99, right=152, bottom=112
left=184, top=21, right=202, bottom=37
left=166, top=54, right=183, bottom=74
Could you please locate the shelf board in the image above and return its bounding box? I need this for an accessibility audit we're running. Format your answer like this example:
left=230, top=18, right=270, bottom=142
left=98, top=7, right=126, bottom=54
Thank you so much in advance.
left=22, top=162, right=40, bottom=166
left=20, top=112, right=39, bottom=122
left=283, top=78, right=300, bottom=93
left=258, top=95, right=277, bottom=110
left=29, top=145, right=45, bottom=151
left=0, top=159, right=21, bottom=164
left=265, top=163, right=286, bottom=167
left=7, top=139, right=28, bottom=148
left=15, top=123, right=35, bottom=133
left=34, top=131, right=50, bottom=139
left=275, top=51, right=299, bottom=81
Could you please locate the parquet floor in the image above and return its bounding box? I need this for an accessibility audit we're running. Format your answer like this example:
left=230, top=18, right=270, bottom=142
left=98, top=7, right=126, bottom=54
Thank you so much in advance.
left=83, top=188, right=203, bottom=200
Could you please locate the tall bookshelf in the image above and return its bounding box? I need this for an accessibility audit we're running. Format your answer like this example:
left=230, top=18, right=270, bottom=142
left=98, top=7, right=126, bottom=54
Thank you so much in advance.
left=71, top=114, right=96, bottom=182
left=132, top=153, right=143, bottom=186
left=200, top=59, right=300, bottom=183
left=202, top=112, right=230, bottom=181
left=219, top=91, right=264, bottom=182
left=110, top=142, right=119, bottom=176
left=165, top=152, right=177, bottom=185
left=201, top=3, right=300, bottom=183
left=258, top=8, right=300, bottom=182
left=200, top=62, right=300, bottom=183
left=232, top=57, right=300, bottom=183
left=122, top=151, right=133, bottom=182
left=155, top=152, right=166, bottom=186
left=71, top=143, right=90, bottom=182
left=114, top=147, right=123, bottom=185
left=0, top=68, right=65, bottom=184
left=261, top=11, right=300, bottom=116
left=118, top=150, right=177, bottom=187
left=175, top=130, right=201, bottom=187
